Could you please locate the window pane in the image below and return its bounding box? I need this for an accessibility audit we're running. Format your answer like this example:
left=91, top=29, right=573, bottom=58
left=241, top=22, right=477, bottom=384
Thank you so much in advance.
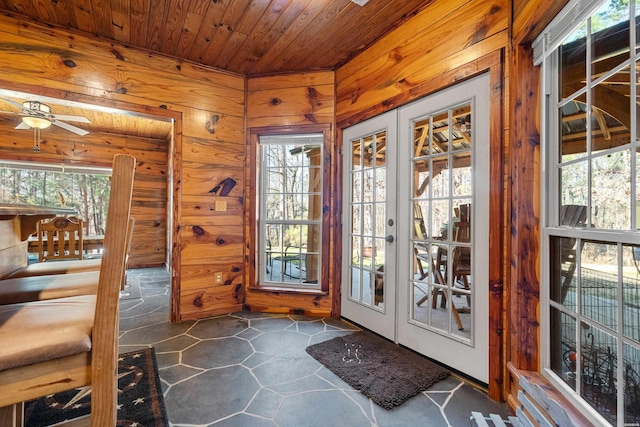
left=560, top=160, right=588, bottom=212
left=550, top=236, right=578, bottom=310
left=591, top=68, right=630, bottom=154
left=592, top=150, right=631, bottom=230
left=560, top=101, right=587, bottom=160
left=623, top=343, right=640, bottom=424
left=623, top=245, right=640, bottom=341
left=560, top=23, right=587, bottom=100
left=550, top=308, right=577, bottom=387
left=591, top=0, right=629, bottom=82
left=581, top=241, right=618, bottom=331
left=580, top=323, right=618, bottom=425
left=259, top=135, right=323, bottom=289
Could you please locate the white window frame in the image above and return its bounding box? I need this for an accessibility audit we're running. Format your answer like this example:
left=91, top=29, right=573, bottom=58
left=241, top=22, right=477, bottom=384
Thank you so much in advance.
left=538, top=1, right=640, bottom=425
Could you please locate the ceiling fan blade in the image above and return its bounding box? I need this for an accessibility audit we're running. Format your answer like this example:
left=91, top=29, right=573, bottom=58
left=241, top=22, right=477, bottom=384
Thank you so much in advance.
left=52, top=120, right=89, bottom=136
left=0, top=97, right=26, bottom=111
left=50, top=114, right=91, bottom=123
left=15, top=122, right=30, bottom=130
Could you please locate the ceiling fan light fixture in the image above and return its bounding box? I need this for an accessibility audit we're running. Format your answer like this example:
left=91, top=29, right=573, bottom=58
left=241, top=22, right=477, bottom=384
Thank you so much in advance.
left=350, top=0, right=370, bottom=6
left=22, top=116, right=51, bottom=129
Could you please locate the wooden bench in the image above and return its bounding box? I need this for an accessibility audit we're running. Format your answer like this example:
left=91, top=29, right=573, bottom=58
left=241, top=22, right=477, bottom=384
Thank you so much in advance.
left=471, top=368, right=595, bottom=427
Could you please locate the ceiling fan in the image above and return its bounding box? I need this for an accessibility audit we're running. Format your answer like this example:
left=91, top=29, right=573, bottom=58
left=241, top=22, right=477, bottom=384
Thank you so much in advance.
left=0, top=98, right=91, bottom=152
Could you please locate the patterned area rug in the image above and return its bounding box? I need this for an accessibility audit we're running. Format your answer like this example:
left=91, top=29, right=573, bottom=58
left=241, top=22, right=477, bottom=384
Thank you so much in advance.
left=24, top=348, right=168, bottom=427
left=306, top=331, right=450, bottom=409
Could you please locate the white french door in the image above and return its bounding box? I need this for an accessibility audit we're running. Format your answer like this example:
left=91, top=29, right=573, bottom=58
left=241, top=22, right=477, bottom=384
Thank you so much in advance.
left=342, top=74, right=490, bottom=383
left=397, top=74, right=490, bottom=382
left=341, top=110, right=397, bottom=340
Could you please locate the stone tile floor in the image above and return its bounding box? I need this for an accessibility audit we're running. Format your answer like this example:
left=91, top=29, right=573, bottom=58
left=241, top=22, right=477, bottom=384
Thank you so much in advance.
left=119, top=267, right=511, bottom=427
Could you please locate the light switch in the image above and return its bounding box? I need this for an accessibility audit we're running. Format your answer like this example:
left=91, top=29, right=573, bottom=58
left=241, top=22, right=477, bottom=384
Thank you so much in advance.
left=215, top=201, right=227, bottom=212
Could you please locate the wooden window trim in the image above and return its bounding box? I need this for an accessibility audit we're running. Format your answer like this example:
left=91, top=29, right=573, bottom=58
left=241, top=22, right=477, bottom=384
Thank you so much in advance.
left=248, top=124, right=332, bottom=294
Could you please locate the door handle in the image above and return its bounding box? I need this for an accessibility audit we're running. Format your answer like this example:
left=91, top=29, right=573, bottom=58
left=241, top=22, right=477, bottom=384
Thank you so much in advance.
left=385, top=235, right=394, bottom=243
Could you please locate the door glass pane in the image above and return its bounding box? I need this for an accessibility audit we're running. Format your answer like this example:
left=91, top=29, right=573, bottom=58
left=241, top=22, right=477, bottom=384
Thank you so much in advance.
left=348, top=129, right=387, bottom=310
left=452, top=103, right=471, bottom=152
left=431, top=156, right=449, bottom=198
left=431, top=111, right=449, bottom=154
left=410, top=102, right=474, bottom=343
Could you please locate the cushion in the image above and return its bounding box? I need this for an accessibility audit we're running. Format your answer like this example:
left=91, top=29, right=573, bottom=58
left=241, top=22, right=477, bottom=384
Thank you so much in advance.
left=7, top=258, right=102, bottom=279
left=0, top=295, right=95, bottom=371
left=0, top=270, right=100, bottom=305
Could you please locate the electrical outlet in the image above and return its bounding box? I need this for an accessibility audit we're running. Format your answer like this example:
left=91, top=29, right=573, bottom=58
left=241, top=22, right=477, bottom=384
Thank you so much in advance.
left=214, top=272, right=223, bottom=284
left=215, top=201, right=227, bottom=212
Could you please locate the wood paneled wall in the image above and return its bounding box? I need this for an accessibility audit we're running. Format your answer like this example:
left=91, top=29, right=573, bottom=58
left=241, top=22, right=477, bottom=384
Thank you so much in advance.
left=507, top=0, right=570, bottom=396
left=0, top=13, right=246, bottom=321
left=335, top=0, right=509, bottom=400
left=0, top=122, right=168, bottom=268
left=245, top=72, right=336, bottom=317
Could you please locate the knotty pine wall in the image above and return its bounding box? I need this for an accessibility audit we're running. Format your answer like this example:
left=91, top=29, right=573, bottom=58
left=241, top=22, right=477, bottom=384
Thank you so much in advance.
left=335, top=0, right=509, bottom=400
left=245, top=72, right=336, bottom=317
left=0, top=13, right=246, bottom=322
left=507, top=0, right=570, bottom=406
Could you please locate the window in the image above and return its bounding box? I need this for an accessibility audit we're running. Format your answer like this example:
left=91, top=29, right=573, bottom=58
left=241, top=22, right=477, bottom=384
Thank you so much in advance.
left=0, top=161, right=111, bottom=235
left=539, top=1, right=640, bottom=425
left=251, top=127, right=330, bottom=293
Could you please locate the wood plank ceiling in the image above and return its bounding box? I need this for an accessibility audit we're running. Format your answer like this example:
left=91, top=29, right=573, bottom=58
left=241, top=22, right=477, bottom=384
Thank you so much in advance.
left=0, top=0, right=432, bottom=76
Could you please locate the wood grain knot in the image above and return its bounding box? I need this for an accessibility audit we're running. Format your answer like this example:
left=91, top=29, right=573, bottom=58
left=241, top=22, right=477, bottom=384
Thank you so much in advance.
left=206, top=114, right=220, bottom=134
left=232, top=266, right=240, bottom=272
left=192, top=225, right=205, bottom=237
left=269, top=98, right=281, bottom=106
left=111, top=49, right=125, bottom=61
left=63, top=59, right=76, bottom=68
left=216, top=238, right=225, bottom=245
left=193, top=292, right=205, bottom=308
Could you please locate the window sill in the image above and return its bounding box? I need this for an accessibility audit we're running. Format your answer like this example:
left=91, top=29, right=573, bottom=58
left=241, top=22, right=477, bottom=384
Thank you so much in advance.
left=249, top=285, right=328, bottom=296
left=507, top=363, right=599, bottom=427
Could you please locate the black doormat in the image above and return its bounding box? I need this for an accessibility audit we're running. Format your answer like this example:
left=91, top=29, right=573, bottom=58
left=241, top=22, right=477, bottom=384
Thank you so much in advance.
left=24, top=347, right=168, bottom=426
left=306, top=331, right=450, bottom=410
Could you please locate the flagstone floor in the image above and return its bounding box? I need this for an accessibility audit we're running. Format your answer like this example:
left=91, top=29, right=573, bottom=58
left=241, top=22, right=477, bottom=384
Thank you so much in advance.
left=118, top=267, right=511, bottom=427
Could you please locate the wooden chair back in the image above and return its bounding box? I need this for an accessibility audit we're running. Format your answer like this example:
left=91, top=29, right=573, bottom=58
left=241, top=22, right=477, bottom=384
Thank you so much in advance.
left=0, top=154, right=136, bottom=426
left=37, top=215, right=84, bottom=262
